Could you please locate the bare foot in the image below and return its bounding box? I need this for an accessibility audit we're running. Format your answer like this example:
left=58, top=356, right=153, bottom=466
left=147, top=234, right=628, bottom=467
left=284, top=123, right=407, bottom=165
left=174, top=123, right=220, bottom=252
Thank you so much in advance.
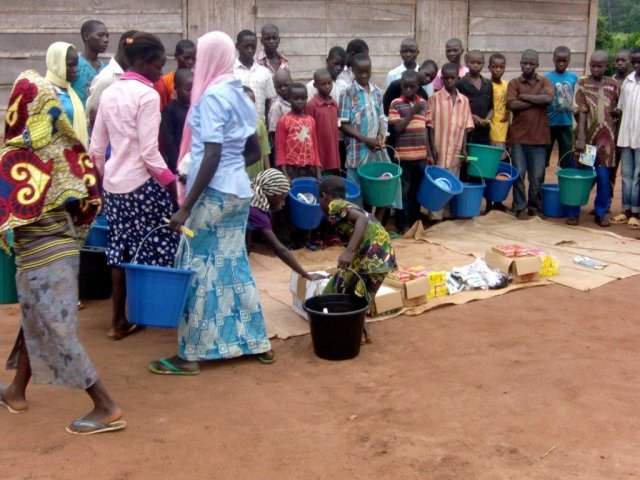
left=0, top=383, right=28, bottom=413
left=516, top=210, right=529, bottom=220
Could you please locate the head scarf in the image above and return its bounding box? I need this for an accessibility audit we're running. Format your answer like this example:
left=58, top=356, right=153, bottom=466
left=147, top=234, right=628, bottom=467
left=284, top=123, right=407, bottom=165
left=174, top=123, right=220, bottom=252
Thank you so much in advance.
left=45, top=42, right=89, bottom=148
left=178, top=31, right=237, bottom=167
left=0, top=70, right=101, bottom=246
left=250, top=169, right=291, bottom=212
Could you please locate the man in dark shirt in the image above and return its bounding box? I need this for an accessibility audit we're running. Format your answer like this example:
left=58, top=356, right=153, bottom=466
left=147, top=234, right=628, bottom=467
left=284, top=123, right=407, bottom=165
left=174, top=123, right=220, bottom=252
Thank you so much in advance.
left=507, top=50, right=554, bottom=219
left=383, top=60, right=437, bottom=150
left=160, top=68, right=193, bottom=173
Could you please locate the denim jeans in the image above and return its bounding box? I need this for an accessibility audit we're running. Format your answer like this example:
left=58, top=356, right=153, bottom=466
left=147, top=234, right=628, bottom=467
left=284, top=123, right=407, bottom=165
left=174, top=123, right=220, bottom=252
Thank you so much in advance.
left=620, top=147, right=640, bottom=213
left=511, top=144, right=547, bottom=213
left=566, top=165, right=610, bottom=219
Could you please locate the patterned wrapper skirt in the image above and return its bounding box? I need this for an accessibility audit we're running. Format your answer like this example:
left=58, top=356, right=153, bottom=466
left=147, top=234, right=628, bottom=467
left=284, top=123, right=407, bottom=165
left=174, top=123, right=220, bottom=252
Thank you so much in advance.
left=103, top=178, right=179, bottom=266
left=176, top=188, right=271, bottom=361
left=6, top=255, right=98, bottom=389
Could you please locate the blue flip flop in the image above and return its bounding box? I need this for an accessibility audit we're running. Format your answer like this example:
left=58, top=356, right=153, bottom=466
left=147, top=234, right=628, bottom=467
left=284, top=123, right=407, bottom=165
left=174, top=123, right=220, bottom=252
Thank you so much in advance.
left=65, top=418, right=127, bottom=435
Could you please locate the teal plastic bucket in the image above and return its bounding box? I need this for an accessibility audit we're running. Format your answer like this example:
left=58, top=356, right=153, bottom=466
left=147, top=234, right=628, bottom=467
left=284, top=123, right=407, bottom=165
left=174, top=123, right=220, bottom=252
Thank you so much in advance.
left=467, top=143, right=503, bottom=179
left=0, top=233, right=17, bottom=304
left=357, top=162, right=402, bottom=207
left=556, top=168, right=596, bottom=207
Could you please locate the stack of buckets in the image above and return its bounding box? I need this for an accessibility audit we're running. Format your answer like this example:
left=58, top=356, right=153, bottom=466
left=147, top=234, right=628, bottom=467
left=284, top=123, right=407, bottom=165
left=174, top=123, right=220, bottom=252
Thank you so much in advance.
left=80, top=214, right=112, bottom=299
left=542, top=168, right=596, bottom=218
left=1, top=231, right=18, bottom=304
left=418, top=144, right=512, bottom=217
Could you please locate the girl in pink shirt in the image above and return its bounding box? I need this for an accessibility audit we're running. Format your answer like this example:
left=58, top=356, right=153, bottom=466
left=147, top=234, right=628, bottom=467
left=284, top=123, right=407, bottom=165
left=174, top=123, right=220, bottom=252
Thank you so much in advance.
left=90, top=32, right=178, bottom=341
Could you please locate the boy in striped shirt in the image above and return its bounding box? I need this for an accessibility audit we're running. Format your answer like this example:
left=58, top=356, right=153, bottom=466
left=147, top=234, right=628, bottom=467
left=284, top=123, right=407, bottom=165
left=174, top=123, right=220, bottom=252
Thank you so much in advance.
left=388, top=70, right=431, bottom=232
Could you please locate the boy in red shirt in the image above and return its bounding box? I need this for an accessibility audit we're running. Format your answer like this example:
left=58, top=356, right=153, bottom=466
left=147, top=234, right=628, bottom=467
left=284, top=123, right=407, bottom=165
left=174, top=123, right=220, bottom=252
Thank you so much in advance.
left=275, top=83, right=322, bottom=180
left=305, top=68, right=340, bottom=175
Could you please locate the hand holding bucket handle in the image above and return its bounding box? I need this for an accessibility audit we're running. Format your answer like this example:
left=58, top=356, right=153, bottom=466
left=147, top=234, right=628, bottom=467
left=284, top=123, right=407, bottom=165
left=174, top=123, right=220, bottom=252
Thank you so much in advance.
left=340, top=267, right=372, bottom=307
left=131, top=224, right=193, bottom=268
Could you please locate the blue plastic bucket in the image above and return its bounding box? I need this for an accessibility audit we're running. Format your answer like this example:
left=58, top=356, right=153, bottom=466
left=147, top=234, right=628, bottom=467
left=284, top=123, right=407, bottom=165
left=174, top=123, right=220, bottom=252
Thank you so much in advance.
left=326, top=175, right=361, bottom=203
left=289, top=182, right=323, bottom=230
left=123, top=263, right=194, bottom=328
left=85, top=224, right=108, bottom=248
left=541, top=183, right=568, bottom=218
left=95, top=214, right=108, bottom=228
left=291, top=177, right=318, bottom=190
left=450, top=182, right=486, bottom=218
left=484, top=163, right=520, bottom=202
left=417, top=166, right=464, bottom=211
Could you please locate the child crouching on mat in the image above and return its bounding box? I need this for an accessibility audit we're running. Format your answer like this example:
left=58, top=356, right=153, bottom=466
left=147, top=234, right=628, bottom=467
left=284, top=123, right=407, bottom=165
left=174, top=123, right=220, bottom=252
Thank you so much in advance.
left=319, top=176, right=397, bottom=343
left=247, top=169, right=325, bottom=281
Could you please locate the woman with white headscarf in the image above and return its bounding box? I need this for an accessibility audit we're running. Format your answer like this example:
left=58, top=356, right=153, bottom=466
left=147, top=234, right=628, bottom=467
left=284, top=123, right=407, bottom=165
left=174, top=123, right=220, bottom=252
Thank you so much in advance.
left=149, top=31, right=271, bottom=376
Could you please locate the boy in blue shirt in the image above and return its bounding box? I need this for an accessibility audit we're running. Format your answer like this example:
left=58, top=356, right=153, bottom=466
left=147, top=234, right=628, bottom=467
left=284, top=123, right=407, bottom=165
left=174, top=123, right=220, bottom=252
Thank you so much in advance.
left=544, top=46, right=578, bottom=168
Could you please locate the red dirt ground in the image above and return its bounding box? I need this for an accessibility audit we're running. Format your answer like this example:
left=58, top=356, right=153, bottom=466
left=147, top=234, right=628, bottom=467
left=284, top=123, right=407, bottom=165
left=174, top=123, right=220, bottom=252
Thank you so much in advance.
left=2, top=172, right=640, bottom=479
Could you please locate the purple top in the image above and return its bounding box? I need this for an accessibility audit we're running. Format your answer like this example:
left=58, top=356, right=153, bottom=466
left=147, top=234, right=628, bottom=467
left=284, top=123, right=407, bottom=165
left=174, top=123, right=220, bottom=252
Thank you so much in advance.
left=248, top=206, right=272, bottom=230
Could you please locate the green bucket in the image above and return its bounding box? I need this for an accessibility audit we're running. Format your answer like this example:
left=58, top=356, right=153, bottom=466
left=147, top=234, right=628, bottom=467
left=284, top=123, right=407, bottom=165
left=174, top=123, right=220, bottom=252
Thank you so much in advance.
left=467, top=143, right=503, bottom=179
left=357, top=162, right=402, bottom=207
left=0, top=231, right=18, bottom=304
left=556, top=168, right=596, bottom=207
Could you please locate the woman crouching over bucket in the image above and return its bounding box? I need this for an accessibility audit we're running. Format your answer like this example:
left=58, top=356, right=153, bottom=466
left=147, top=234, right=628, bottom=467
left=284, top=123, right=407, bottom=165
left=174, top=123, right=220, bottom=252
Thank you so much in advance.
left=319, top=176, right=398, bottom=343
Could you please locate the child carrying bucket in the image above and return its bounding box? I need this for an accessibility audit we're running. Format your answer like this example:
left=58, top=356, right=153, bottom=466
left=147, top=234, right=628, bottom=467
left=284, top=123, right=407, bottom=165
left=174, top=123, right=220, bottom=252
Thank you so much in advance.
left=318, top=177, right=397, bottom=343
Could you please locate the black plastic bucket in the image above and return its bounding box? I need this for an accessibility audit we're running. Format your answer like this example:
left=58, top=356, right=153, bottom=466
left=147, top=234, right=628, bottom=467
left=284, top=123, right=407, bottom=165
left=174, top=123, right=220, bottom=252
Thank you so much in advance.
left=79, top=247, right=112, bottom=300
left=304, top=294, right=369, bottom=361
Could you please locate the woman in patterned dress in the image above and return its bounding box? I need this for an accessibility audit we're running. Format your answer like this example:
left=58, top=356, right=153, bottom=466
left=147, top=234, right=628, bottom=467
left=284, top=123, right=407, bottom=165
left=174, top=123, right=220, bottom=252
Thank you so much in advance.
left=148, top=31, right=271, bottom=376
left=0, top=46, right=124, bottom=434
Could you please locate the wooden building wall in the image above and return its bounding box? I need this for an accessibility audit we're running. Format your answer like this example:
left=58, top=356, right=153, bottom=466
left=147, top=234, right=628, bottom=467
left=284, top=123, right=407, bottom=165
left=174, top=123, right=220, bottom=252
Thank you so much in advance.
left=0, top=0, right=186, bottom=119
left=0, top=0, right=598, bottom=125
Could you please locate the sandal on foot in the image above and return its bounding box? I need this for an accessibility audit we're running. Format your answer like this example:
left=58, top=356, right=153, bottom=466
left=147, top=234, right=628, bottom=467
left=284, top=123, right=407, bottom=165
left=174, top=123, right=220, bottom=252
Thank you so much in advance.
left=0, top=399, right=27, bottom=414
left=610, top=213, right=629, bottom=224
left=148, top=358, right=200, bottom=376
left=566, top=217, right=579, bottom=226
left=595, top=215, right=611, bottom=227
left=257, top=350, right=276, bottom=364
left=65, top=417, right=127, bottom=435
left=628, top=217, right=640, bottom=230
left=108, top=323, right=145, bottom=341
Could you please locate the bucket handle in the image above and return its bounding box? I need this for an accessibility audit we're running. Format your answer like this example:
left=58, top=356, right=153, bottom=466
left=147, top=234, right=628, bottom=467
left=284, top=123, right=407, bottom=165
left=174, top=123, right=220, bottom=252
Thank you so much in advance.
left=131, top=224, right=192, bottom=268
left=362, top=145, right=398, bottom=166
left=556, top=150, right=595, bottom=172
left=465, top=160, right=487, bottom=186
left=341, top=267, right=372, bottom=307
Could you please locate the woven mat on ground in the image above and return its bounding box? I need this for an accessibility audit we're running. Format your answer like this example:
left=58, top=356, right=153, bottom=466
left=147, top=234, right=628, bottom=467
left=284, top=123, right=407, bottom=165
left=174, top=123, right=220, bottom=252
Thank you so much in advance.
left=407, top=210, right=640, bottom=291
left=255, top=210, right=640, bottom=339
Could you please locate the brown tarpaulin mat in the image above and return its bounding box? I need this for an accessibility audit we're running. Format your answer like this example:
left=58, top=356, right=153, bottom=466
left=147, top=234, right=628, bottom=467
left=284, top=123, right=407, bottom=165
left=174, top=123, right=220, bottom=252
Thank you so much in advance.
left=253, top=211, right=640, bottom=339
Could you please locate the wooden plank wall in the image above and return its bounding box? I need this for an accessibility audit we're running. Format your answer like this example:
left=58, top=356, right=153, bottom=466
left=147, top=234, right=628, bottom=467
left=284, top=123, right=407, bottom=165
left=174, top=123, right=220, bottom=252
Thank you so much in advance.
left=416, top=0, right=469, bottom=71
left=0, top=0, right=185, bottom=124
left=252, top=0, right=417, bottom=87
left=468, top=0, right=595, bottom=80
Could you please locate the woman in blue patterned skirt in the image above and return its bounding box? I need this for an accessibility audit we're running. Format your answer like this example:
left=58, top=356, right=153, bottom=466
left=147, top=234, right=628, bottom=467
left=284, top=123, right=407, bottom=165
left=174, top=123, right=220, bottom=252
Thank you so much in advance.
left=148, top=31, right=272, bottom=375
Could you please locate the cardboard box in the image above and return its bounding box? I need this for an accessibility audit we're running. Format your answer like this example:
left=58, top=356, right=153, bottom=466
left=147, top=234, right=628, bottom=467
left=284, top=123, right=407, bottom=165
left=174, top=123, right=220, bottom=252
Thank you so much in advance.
left=384, top=275, right=429, bottom=301
left=485, top=249, right=542, bottom=283
left=289, top=266, right=334, bottom=320
left=370, top=284, right=404, bottom=316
